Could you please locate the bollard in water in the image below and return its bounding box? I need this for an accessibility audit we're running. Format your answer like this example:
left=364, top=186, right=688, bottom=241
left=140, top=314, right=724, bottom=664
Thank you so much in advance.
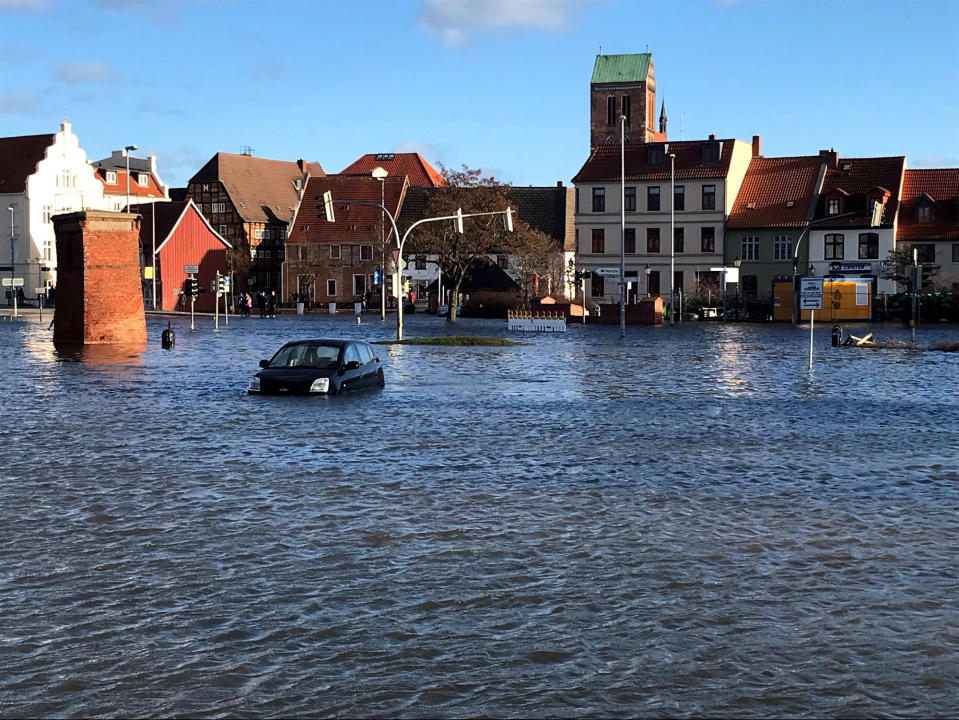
left=161, top=321, right=176, bottom=349
left=831, top=325, right=843, bottom=347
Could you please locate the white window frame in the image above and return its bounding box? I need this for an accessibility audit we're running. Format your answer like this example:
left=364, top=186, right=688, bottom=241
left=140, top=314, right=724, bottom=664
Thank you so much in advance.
left=352, top=273, right=366, bottom=296
left=827, top=198, right=840, bottom=216
left=105, top=170, right=117, bottom=185
left=137, top=173, right=149, bottom=187
left=774, top=234, right=793, bottom=261
left=327, top=278, right=337, bottom=296
left=361, top=245, right=373, bottom=261
left=741, top=235, right=760, bottom=261
left=253, top=228, right=264, bottom=240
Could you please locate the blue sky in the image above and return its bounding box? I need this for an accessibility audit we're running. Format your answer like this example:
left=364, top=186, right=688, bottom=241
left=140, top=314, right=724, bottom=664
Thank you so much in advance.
left=2, top=0, right=957, bottom=188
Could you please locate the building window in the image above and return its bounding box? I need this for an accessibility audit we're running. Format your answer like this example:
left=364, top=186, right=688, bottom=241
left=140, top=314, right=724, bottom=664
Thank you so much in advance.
left=674, top=185, right=685, bottom=211
left=624, top=228, right=636, bottom=254
left=105, top=171, right=117, bottom=184
left=741, top=235, right=759, bottom=261
left=592, top=187, right=605, bottom=212
left=353, top=274, right=366, bottom=296
left=137, top=173, right=149, bottom=187
left=330, top=245, right=341, bottom=259
left=648, top=270, right=660, bottom=295
left=952, top=244, right=959, bottom=262
left=674, top=271, right=683, bottom=294
left=918, top=205, right=933, bottom=223
left=648, top=144, right=665, bottom=167
left=858, top=233, right=879, bottom=260
left=591, top=274, right=605, bottom=297
left=774, top=234, right=793, bottom=260
left=647, top=227, right=660, bottom=253
left=43, top=236, right=52, bottom=261
left=42, top=205, right=52, bottom=224
left=278, top=249, right=285, bottom=260
left=824, top=233, right=844, bottom=260
left=591, top=228, right=605, bottom=253
left=416, top=257, right=427, bottom=270
left=327, top=279, right=336, bottom=296
left=622, top=95, right=630, bottom=127
left=702, top=185, right=716, bottom=210
left=361, top=245, right=373, bottom=261
left=253, top=228, right=264, bottom=240
left=219, top=224, right=227, bottom=235
left=625, top=187, right=636, bottom=211
left=647, top=186, right=660, bottom=212
left=674, top=227, right=684, bottom=253
left=827, top=198, right=840, bottom=216
left=701, top=226, right=715, bottom=253
left=702, top=141, right=720, bottom=165
left=912, top=244, right=935, bottom=264
left=211, top=202, right=225, bottom=214
left=607, top=95, right=616, bottom=126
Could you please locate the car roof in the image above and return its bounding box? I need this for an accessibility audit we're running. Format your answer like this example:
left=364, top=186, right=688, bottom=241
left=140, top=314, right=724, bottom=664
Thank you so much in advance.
left=281, top=339, right=369, bottom=348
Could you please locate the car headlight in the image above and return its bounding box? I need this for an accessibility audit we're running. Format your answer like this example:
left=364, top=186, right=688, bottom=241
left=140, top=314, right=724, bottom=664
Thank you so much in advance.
left=248, top=375, right=260, bottom=393
left=309, top=377, right=330, bottom=393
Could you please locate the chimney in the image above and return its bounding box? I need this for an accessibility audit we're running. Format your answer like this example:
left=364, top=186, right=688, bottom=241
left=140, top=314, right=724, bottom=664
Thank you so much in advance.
left=752, top=135, right=762, bottom=158
left=708, top=133, right=717, bottom=141
left=819, top=149, right=839, bottom=169
left=556, top=180, right=564, bottom=187
left=297, top=159, right=306, bottom=173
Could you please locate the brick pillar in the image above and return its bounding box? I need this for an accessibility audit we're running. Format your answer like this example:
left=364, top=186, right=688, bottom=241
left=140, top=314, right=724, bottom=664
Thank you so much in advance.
left=52, top=210, right=146, bottom=346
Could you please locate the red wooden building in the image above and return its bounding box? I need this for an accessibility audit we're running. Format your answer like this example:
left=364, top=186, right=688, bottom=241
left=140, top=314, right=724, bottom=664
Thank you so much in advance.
left=140, top=200, right=231, bottom=311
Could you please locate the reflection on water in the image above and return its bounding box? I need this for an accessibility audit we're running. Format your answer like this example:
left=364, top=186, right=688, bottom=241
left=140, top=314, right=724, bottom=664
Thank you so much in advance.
left=0, top=313, right=957, bottom=718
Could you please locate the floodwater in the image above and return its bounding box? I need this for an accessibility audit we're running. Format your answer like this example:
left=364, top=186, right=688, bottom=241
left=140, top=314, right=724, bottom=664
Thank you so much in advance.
left=1, top=311, right=957, bottom=718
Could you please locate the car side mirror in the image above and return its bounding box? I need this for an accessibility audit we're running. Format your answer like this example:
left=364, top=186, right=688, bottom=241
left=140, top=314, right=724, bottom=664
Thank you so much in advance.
left=259, top=359, right=269, bottom=368
left=345, top=360, right=361, bottom=371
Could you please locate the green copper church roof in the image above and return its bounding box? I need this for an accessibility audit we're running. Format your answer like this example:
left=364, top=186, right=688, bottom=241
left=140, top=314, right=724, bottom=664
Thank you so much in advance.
left=591, top=53, right=651, bottom=84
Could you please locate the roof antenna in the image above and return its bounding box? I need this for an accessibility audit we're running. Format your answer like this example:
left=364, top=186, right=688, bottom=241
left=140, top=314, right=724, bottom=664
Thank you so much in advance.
left=599, top=45, right=602, bottom=55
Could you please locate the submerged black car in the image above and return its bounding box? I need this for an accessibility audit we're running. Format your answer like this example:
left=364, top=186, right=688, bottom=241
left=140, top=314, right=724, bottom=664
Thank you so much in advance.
left=248, top=339, right=385, bottom=395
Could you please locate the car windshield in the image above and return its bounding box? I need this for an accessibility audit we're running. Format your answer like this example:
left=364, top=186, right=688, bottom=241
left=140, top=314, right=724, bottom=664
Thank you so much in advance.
left=269, top=343, right=340, bottom=369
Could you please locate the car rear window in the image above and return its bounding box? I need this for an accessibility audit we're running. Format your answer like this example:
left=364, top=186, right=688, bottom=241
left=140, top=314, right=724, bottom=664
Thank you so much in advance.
left=271, top=343, right=340, bottom=369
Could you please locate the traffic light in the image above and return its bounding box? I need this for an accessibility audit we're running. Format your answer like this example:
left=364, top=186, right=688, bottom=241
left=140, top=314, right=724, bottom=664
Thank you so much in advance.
left=184, top=277, right=199, bottom=298
left=574, top=271, right=583, bottom=282
left=217, top=275, right=228, bottom=296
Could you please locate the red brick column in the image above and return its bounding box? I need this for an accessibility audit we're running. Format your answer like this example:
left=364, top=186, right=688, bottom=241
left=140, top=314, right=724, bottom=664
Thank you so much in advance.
left=52, top=211, right=146, bottom=346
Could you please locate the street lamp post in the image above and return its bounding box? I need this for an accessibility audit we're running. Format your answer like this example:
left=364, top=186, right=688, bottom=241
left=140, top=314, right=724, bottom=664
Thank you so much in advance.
left=619, top=114, right=626, bottom=337
left=7, top=205, right=15, bottom=315
left=124, top=144, right=137, bottom=212
left=733, top=256, right=742, bottom=320
left=644, top=264, right=650, bottom=296
left=323, top=193, right=512, bottom=341
left=372, top=167, right=387, bottom=321
left=669, top=152, right=676, bottom=326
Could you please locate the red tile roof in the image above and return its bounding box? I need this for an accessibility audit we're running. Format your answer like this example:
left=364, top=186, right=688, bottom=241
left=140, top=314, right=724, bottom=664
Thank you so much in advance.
left=0, top=133, right=55, bottom=193
left=572, top=139, right=737, bottom=183
left=897, top=168, right=959, bottom=240
left=728, top=155, right=823, bottom=228
left=287, top=174, right=408, bottom=246
left=189, top=153, right=325, bottom=223
left=814, top=156, right=905, bottom=228
left=341, top=153, right=446, bottom=187
left=96, top=167, right=165, bottom=200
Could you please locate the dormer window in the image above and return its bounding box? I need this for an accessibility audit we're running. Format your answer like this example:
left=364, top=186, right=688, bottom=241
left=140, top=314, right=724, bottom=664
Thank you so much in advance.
left=916, top=194, right=935, bottom=223
left=647, top=144, right=665, bottom=167
left=918, top=206, right=933, bottom=223
left=702, top=141, right=720, bottom=165
left=827, top=198, right=840, bottom=215
left=137, top=173, right=149, bottom=187
left=105, top=170, right=117, bottom=184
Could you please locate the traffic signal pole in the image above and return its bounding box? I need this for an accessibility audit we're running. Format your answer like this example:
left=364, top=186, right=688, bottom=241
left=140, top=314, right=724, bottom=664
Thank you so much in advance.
left=190, top=274, right=195, bottom=330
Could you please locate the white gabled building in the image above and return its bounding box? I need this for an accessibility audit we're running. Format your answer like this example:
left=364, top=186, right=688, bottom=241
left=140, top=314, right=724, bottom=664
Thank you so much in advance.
left=92, top=149, right=170, bottom=211
left=0, top=122, right=111, bottom=294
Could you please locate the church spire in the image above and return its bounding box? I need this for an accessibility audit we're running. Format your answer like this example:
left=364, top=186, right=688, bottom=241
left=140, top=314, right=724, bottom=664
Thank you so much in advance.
left=659, top=99, right=667, bottom=136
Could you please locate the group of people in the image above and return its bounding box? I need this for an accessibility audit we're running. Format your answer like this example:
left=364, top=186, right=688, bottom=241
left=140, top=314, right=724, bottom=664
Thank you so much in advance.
left=235, top=290, right=279, bottom=318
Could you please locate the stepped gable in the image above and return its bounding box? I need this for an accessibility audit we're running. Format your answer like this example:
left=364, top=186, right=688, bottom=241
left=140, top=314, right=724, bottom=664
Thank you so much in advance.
left=897, top=168, right=959, bottom=240
left=728, top=155, right=823, bottom=228
left=0, top=133, right=56, bottom=193
left=341, top=153, right=445, bottom=187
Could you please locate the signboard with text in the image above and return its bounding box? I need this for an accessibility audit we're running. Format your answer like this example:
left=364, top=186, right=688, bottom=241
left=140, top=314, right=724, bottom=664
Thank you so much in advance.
left=800, top=277, right=823, bottom=310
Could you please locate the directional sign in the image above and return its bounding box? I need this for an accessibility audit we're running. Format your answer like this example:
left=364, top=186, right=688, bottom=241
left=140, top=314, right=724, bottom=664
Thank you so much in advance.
left=800, top=277, right=823, bottom=310
left=1, top=277, right=24, bottom=287
left=595, top=267, right=621, bottom=277
left=184, top=264, right=199, bottom=274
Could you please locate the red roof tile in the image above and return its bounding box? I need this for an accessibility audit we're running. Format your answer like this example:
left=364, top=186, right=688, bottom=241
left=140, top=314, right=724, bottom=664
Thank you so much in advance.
left=572, top=139, right=737, bottom=183
left=728, top=155, right=823, bottom=228
left=341, top=153, right=446, bottom=187
left=814, top=156, right=905, bottom=228
left=96, top=167, right=165, bottom=200
left=897, top=168, right=959, bottom=240
left=0, top=133, right=55, bottom=193
left=287, top=174, right=408, bottom=246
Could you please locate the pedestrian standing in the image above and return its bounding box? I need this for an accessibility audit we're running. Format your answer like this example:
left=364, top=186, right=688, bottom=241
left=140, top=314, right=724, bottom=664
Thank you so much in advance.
left=244, top=292, right=253, bottom=317
left=257, top=290, right=267, bottom=318
left=267, top=290, right=277, bottom=318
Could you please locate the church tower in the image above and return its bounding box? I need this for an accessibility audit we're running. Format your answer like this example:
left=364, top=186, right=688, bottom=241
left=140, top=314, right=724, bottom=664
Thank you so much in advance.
left=659, top=100, right=667, bottom=136
left=589, top=53, right=658, bottom=148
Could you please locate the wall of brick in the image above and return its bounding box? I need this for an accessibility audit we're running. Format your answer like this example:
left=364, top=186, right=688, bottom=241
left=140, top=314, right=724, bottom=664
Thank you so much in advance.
left=52, top=210, right=146, bottom=346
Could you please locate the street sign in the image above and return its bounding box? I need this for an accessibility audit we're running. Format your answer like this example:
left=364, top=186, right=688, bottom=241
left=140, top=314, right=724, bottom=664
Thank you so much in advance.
left=595, top=267, right=621, bottom=277
left=390, top=248, right=400, bottom=267
left=800, top=277, right=823, bottom=310
left=1, top=277, right=24, bottom=287
left=184, top=264, right=199, bottom=274
left=34, top=287, right=45, bottom=296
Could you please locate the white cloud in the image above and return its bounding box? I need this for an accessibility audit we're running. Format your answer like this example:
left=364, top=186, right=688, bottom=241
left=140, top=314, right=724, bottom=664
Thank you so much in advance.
left=419, top=0, right=580, bottom=47
left=52, top=61, right=116, bottom=84
left=911, top=156, right=959, bottom=168
left=0, top=91, right=36, bottom=114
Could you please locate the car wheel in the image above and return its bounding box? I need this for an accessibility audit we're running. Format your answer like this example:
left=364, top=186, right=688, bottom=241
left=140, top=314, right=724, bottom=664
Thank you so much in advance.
left=377, top=369, right=385, bottom=387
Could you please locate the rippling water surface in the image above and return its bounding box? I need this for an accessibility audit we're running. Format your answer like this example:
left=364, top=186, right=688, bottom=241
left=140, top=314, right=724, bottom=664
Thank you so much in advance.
left=1, top=312, right=957, bottom=718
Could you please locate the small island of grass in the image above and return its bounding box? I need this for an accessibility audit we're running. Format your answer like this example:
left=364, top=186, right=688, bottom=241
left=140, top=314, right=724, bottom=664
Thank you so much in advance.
left=375, top=336, right=521, bottom=346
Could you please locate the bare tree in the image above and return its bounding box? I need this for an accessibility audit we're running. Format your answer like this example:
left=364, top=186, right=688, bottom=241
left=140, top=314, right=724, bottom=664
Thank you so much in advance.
left=882, top=247, right=940, bottom=291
